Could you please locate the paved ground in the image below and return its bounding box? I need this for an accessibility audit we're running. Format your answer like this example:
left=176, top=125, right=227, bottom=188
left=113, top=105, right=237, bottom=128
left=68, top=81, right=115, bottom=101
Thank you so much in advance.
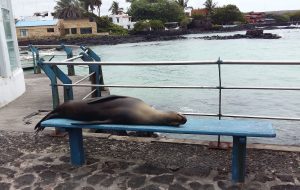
left=0, top=73, right=300, bottom=189
left=0, top=130, right=300, bottom=190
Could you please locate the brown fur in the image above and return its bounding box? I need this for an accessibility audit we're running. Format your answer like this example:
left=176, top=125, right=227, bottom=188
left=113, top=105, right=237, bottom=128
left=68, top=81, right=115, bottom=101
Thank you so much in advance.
left=35, top=95, right=187, bottom=132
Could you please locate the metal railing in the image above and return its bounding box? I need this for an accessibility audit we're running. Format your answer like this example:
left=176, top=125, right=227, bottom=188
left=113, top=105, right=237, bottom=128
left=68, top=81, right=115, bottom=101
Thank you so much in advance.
left=41, top=59, right=300, bottom=122
left=38, top=48, right=300, bottom=145
left=21, top=44, right=83, bottom=74
left=19, top=44, right=81, bottom=49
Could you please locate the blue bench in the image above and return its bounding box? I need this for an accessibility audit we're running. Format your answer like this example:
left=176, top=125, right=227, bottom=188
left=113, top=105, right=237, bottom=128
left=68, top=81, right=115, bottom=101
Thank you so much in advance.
left=41, top=118, right=276, bottom=183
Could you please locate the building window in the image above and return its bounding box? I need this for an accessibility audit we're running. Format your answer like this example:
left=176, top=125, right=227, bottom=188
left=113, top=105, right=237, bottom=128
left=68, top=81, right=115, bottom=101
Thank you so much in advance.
left=20, top=29, right=28, bottom=37
left=80, top=27, right=92, bottom=34
left=2, top=8, right=18, bottom=71
left=2, top=8, right=12, bottom=39
left=47, top=28, right=54, bottom=32
left=65, top=28, right=70, bottom=35
left=71, top=28, right=77, bottom=34
left=117, top=18, right=119, bottom=23
left=127, top=25, right=130, bottom=29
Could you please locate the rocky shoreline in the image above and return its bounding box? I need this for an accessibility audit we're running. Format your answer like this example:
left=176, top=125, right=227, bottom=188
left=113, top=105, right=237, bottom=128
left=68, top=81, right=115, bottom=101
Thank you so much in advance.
left=18, top=27, right=297, bottom=47
left=195, top=30, right=281, bottom=40
left=18, top=32, right=188, bottom=47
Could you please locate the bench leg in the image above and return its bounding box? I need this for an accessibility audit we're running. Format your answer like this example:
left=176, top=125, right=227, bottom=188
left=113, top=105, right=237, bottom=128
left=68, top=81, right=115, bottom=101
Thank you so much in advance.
left=232, top=136, right=247, bottom=183
left=68, top=128, right=85, bottom=166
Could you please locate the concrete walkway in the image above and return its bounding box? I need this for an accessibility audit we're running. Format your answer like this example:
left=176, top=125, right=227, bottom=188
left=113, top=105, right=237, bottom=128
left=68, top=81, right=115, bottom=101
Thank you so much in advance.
left=0, top=74, right=300, bottom=190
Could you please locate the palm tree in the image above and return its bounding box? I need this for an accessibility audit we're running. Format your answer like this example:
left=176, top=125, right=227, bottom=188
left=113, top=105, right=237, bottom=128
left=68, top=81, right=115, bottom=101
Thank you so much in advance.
left=54, top=0, right=83, bottom=19
left=203, top=0, right=217, bottom=17
left=176, top=0, right=189, bottom=8
left=90, top=0, right=102, bottom=16
left=109, top=1, right=120, bottom=15
left=79, top=0, right=102, bottom=16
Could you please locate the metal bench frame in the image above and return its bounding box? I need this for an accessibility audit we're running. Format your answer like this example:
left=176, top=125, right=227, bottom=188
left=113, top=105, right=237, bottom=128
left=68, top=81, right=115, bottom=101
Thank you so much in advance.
left=41, top=118, right=276, bottom=183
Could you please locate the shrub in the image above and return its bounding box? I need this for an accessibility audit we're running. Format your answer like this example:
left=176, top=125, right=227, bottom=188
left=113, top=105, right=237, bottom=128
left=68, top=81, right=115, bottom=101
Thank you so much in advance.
left=180, top=17, right=191, bottom=29
left=83, top=13, right=128, bottom=35
left=266, top=14, right=290, bottom=23
left=192, top=14, right=206, bottom=20
left=149, top=20, right=165, bottom=31
left=211, top=24, right=222, bottom=30
left=133, top=20, right=151, bottom=32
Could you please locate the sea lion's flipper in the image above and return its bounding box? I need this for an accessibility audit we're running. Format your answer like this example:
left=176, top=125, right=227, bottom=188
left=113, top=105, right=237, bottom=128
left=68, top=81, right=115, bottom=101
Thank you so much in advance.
left=34, top=111, right=60, bottom=133
left=86, top=95, right=128, bottom=104
left=71, top=120, right=112, bottom=125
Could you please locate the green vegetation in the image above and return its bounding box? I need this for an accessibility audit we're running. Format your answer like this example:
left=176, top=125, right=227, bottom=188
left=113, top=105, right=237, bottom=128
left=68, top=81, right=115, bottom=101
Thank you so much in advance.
left=132, top=20, right=151, bottom=32
left=54, top=0, right=83, bottom=19
left=109, top=1, right=120, bottom=15
left=203, top=0, right=217, bottom=18
left=289, top=11, right=300, bottom=21
left=149, top=20, right=165, bottom=31
left=85, top=13, right=128, bottom=35
left=180, top=17, right=191, bottom=29
left=128, top=0, right=185, bottom=23
left=266, top=14, right=290, bottom=23
left=176, top=0, right=189, bottom=8
left=212, top=5, right=245, bottom=25
left=79, top=0, right=102, bottom=16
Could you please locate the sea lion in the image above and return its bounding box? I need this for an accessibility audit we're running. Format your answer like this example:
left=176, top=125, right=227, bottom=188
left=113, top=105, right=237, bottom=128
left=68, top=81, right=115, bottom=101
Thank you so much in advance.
left=35, top=95, right=187, bottom=132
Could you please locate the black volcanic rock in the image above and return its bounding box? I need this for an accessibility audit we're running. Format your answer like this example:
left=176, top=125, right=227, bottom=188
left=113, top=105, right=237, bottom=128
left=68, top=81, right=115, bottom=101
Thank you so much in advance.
left=196, top=29, right=281, bottom=40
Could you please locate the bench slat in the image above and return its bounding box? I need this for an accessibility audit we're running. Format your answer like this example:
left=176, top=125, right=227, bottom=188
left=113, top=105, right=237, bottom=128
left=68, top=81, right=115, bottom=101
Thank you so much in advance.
left=41, top=118, right=275, bottom=138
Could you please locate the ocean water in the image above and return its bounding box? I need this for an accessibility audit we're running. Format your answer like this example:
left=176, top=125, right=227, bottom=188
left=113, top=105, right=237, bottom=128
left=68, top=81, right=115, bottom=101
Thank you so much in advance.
left=58, top=29, right=300, bottom=145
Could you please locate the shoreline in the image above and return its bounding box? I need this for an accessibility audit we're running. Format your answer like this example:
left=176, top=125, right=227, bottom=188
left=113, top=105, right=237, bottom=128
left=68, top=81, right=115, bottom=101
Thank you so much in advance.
left=18, top=27, right=299, bottom=47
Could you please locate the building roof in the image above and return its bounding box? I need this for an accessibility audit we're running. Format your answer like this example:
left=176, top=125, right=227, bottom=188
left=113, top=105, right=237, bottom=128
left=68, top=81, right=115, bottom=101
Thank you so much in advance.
left=191, top=8, right=208, bottom=16
left=16, top=19, right=58, bottom=27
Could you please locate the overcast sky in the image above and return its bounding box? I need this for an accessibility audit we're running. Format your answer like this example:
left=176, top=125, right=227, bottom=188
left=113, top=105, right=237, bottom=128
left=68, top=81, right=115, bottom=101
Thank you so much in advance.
left=11, top=0, right=300, bottom=18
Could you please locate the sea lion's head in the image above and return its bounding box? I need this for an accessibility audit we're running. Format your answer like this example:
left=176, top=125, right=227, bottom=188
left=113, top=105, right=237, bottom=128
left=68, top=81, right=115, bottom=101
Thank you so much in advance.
left=165, top=112, right=187, bottom=126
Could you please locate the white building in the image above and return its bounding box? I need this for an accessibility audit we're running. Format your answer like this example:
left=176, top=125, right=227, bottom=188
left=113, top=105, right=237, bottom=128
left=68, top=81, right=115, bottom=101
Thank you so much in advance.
left=0, top=0, right=25, bottom=107
left=18, top=11, right=55, bottom=22
left=109, top=9, right=135, bottom=30
left=184, top=7, right=193, bottom=17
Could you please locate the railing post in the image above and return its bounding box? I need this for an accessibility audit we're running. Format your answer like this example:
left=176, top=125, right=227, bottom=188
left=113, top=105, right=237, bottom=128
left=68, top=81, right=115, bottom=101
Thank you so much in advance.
left=28, top=44, right=41, bottom=74
left=38, top=58, right=72, bottom=135
left=217, top=58, right=223, bottom=147
left=52, top=66, right=74, bottom=102
left=80, top=52, right=101, bottom=97
left=37, top=58, right=60, bottom=109
left=80, top=46, right=105, bottom=91
left=61, top=44, right=75, bottom=76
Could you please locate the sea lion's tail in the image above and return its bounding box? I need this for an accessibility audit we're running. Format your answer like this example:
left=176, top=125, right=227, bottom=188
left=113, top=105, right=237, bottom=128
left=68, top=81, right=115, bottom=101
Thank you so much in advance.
left=34, top=110, right=59, bottom=133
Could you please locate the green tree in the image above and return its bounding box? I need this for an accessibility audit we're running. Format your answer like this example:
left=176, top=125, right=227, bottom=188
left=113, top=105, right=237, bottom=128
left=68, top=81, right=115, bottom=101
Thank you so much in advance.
left=290, top=11, right=300, bottom=21
left=109, top=1, right=120, bottom=15
left=176, top=0, right=189, bottom=8
left=128, top=0, right=185, bottom=22
left=266, top=14, right=290, bottom=23
left=133, top=20, right=151, bottom=32
left=85, top=13, right=128, bottom=35
left=79, top=0, right=102, bottom=16
left=180, top=16, right=191, bottom=29
left=149, top=20, right=165, bottom=31
left=203, top=0, right=217, bottom=17
left=212, top=4, right=244, bottom=25
left=54, top=0, right=83, bottom=19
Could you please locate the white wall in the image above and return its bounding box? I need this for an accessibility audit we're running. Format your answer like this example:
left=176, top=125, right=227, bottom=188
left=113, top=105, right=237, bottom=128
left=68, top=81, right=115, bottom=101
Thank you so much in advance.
left=0, top=0, right=25, bottom=108
left=110, top=14, right=135, bottom=30
left=0, top=69, right=25, bottom=107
